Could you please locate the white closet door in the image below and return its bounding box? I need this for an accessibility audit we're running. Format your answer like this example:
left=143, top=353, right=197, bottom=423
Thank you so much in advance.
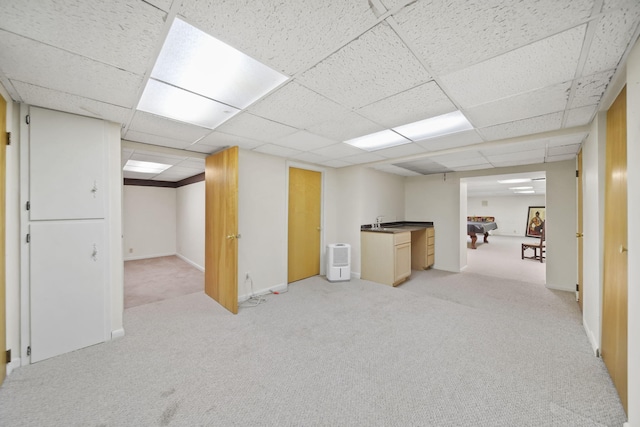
left=30, top=221, right=106, bottom=363
left=29, top=107, right=106, bottom=220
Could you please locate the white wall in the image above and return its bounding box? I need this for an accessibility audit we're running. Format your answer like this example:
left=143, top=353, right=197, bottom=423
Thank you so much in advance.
left=176, top=181, right=204, bottom=270
left=106, top=123, right=123, bottom=338
left=581, top=112, right=606, bottom=353
left=334, top=166, right=405, bottom=276
left=626, top=37, right=640, bottom=427
left=467, top=195, right=546, bottom=236
left=123, top=186, right=176, bottom=260
left=237, top=150, right=288, bottom=298
left=405, top=161, right=577, bottom=290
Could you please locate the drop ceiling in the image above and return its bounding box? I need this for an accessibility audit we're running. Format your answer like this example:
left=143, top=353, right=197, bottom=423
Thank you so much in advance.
left=1, top=0, right=639, bottom=185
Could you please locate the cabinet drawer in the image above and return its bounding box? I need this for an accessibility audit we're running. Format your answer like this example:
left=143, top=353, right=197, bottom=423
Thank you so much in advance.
left=394, top=231, right=411, bottom=245
left=426, top=227, right=435, bottom=238
left=427, top=245, right=435, bottom=256
left=427, top=236, right=435, bottom=246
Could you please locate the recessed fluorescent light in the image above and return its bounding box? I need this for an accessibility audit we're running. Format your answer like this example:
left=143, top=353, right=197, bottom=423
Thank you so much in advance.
left=150, top=18, right=288, bottom=109
left=393, top=110, right=473, bottom=141
left=138, top=79, right=240, bottom=129
left=344, top=129, right=411, bottom=151
left=137, top=18, right=288, bottom=128
left=514, top=190, right=535, bottom=194
left=123, top=160, right=172, bottom=174
left=509, top=186, right=533, bottom=190
left=497, top=178, right=532, bottom=184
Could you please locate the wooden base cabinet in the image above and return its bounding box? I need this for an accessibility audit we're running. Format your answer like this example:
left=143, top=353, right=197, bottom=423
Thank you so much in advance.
left=411, top=227, right=435, bottom=270
left=361, top=231, right=411, bottom=286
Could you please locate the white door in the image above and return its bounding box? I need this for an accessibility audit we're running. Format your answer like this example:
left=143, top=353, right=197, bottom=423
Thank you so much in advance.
left=30, top=221, right=106, bottom=363
left=29, top=107, right=106, bottom=220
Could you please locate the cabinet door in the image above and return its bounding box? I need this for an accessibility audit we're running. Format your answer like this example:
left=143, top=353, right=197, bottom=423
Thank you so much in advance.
left=29, top=107, right=106, bottom=220
left=394, top=242, right=412, bottom=284
left=30, top=221, right=107, bottom=362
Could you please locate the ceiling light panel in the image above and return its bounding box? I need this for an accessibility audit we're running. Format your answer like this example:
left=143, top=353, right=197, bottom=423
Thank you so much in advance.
left=345, top=129, right=411, bottom=151
left=151, top=18, right=288, bottom=109
left=393, top=111, right=473, bottom=141
left=123, top=160, right=171, bottom=173
left=138, top=79, right=241, bottom=129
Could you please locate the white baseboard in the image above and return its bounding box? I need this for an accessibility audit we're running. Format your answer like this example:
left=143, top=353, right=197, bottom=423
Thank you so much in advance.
left=351, top=272, right=361, bottom=279
left=111, top=328, right=125, bottom=340
left=176, top=253, right=204, bottom=272
left=545, top=283, right=574, bottom=292
left=583, top=322, right=600, bottom=357
left=6, top=357, right=21, bottom=376
left=123, top=252, right=176, bottom=261
left=239, top=282, right=288, bottom=302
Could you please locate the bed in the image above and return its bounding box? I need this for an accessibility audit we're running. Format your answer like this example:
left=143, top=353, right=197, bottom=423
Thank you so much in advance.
left=467, top=216, right=498, bottom=249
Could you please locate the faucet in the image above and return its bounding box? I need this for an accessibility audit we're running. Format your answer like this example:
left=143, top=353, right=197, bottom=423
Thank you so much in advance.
left=375, top=216, right=384, bottom=229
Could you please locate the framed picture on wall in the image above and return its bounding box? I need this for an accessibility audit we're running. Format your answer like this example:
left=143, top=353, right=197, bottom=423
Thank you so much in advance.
left=526, top=206, right=545, bottom=237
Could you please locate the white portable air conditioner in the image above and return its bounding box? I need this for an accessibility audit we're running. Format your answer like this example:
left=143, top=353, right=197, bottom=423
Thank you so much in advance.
left=326, top=243, right=351, bottom=282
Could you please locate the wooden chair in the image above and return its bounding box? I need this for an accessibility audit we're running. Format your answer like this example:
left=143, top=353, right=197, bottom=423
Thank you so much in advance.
left=522, top=222, right=545, bottom=262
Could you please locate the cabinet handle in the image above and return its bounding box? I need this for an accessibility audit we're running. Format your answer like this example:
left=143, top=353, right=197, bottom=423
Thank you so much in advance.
left=576, top=233, right=583, bottom=238
left=619, top=245, right=628, bottom=254
left=91, top=181, right=98, bottom=198
left=91, top=244, right=98, bottom=261
left=226, top=234, right=241, bottom=240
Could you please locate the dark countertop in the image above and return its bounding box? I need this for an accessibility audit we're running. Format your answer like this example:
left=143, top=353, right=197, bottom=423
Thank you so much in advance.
left=360, top=221, right=434, bottom=234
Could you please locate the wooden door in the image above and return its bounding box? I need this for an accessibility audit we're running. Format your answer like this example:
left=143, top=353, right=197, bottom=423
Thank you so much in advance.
left=30, top=221, right=106, bottom=362
left=288, top=167, right=321, bottom=283
left=205, top=147, right=238, bottom=314
left=602, top=86, right=628, bottom=412
left=577, top=150, right=583, bottom=311
left=0, top=95, right=6, bottom=384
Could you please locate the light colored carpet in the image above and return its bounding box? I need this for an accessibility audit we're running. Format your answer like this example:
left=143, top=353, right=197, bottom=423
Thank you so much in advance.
left=0, top=272, right=625, bottom=426
left=465, top=234, right=546, bottom=285
left=124, top=256, right=204, bottom=308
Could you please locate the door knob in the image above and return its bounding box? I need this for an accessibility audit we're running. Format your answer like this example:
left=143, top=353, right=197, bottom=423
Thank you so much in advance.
left=619, top=245, right=628, bottom=254
left=317, top=227, right=321, bottom=231
left=227, top=234, right=241, bottom=240
left=576, top=233, right=583, bottom=238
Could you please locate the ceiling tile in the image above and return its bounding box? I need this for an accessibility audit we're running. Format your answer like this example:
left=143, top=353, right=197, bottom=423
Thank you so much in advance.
left=546, top=153, right=577, bottom=162
left=415, top=130, right=485, bottom=151
left=485, top=149, right=545, bottom=164
left=0, top=31, right=143, bottom=107
left=564, top=105, right=597, bottom=127
left=481, top=139, right=549, bottom=156
left=11, top=81, right=131, bottom=124
left=196, top=131, right=263, bottom=150
left=144, top=0, right=174, bottom=12
left=393, top=0, right=594, bottom=74
left=297, top=22, right=431, bottom=109
left=571, top=70, right=615, bottom=108
left=548, top=144, right=582, bottom=156
left=393, top=158, right=453, bottom=175
left=248, top=82, right=349, bottom=129
left=129, top=111, right=211, bottom=142
left=341, top=152, right=387, bottom=165
left=130, top=153, right=186, bottom=165
left=291, top=152, right=333, bottom=165
left=478, top=112, right=564, bottom=141
left=430, top=151, right=488, bottom=168
left=490, top=159, right=545, bottom=168
left=356, top=81, right=457, bottom=128
left=321, top=159, right=354, bottom=168
left=124, top=130, right=192, bottom=150
left=452, top=163, right=494, bottom=172
left=311, top=143, right=365, bottom=159
left=375, top=143, right=429, bottom=159
left=272, top=130, right=338, bottom=151
left=0, top=0, right=167, bottom=75
left=124, top=170, right=160, bottom=180
left=306, top=112, right=385, bottom=142
left=465, top=81, right=571, bottom=128
left=176, top=158, right=206, bottom=169
left=178, top=0, right=378, bottom=75
left=548, top=133, right=588, bottom=147
left=253, top=144, right=302, bottom=158
left=370, top=163, right=422, bottom=176
left=582, top=2, right=640, bottom=75
left=216, top=113, right=298, bottom=142
left=440, top=25, right=586, bottom=108
left=184, top=144, right=221, bottom=154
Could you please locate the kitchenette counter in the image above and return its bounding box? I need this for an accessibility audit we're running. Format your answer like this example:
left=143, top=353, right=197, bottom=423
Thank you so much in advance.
left=360, top=221, right=434, bottom=233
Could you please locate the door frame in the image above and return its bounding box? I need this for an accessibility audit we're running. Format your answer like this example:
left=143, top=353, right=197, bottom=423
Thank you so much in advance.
left=285, top=161, right=326, bottom=277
